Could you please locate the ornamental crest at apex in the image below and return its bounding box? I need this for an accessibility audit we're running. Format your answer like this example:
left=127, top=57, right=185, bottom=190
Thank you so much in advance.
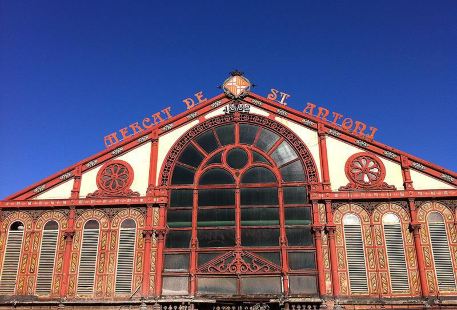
left=222, top=70, right=251, bottom=98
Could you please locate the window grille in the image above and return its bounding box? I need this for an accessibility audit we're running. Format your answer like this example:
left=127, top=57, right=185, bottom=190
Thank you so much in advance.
left=428, top=212, right=456, bottom=290
left=36, top=221, right=59, bottom=295
left=343, top=214, right=368, bottom=293
left=77, top=220, right=99, bottom=295
left=0, top=222, right=24, bottom=295
left=115, top=219, right=136, bottom=294
left=382, top=214, right=409, bottom=292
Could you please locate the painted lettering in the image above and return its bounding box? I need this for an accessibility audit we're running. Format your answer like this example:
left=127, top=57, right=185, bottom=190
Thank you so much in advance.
left=331, top=112, right=343, bottom=124
left=341, top=118, right=353, bottom=131
left=353, top=121, right=367, bottom=136
left=129, top=122, right=144, bottom=135
left=104, top=132, right=120, bottom=148
left=267, top=89, right=278, bottom=101
left=317, top=107, right=330, bottom=121
left=278, top=92, right=290, bottom=105
left=303, top=102, right=317, bottom=115
left=119, top=127, right=132, bottom=140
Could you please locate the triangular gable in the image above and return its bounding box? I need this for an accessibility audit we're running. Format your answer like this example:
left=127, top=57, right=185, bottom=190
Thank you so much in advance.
left=3, top=88, right=456, bottom=202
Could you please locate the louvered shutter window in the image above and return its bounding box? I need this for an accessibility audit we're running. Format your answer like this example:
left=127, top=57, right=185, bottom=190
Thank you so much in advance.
left=36, top=221, right=59, bottom=295
left=343, top=214, right=368, bottom=293
left=0, top=222, right=24, bottom=295
left=115, top=219, right=136, bottom=294
left=427, top=212, right=456, bottom=290
left=382, top=213, right=409, bottom=292
left=77, top=220, right=100, bottom=294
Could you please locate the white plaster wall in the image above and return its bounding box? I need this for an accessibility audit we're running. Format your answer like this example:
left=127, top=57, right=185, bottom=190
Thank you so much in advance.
left=410, top=170, right=455, bottom=190
left=326, top=137, right=404, bottom=191
left=204, top=106, right=225, bottom=119
left=34, top=179, right=74, bottom=200
left=79, top=142, right=151, bottom=197
left=274, top=117, right=322, bottom=180
left=156, top=120, right=199, bottom=185
left=250, top=106, right=269, bottom=117
left=204, top=105, right=269, bottom=119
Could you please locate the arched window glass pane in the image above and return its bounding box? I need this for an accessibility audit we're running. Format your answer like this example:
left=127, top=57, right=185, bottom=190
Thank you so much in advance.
left=242, top=228, right=279, bottom=246
left=215, top=124, right=234, bottom=145
left=226, top=148, right=248, bottom=169
left=428, top=212, right=444, bottom=223
left=168, top=210, right=192, bottom=228
left=199, top=168, right=234, bottom=185
left=239, top=124, right=258, bottom=145
left=286, top=227, right=313, bottom=246
left=252, top=151, right=269, bottom=164
left=280, top=160, right=305, bottom=182
left=196, top=130, right=219, bottom=153
left=255, top=129, right=279, bottom=152
left=44, top=220, right=58, bottom=230
left=207, top=152, right=222, bottom=165
left=171, top=165, right=195, bottom=185
left=382, top=213, right=400, bottom=224
left=241, top=167, right=276, bottom=184
left=271, top=141, right=298, bottom=166
left=166, top=230, right=191, bottom=248
left=85, top=220, right=99, bottom=229
left=0, top=221, right=24, bottom=294
left=241, top=207, right=279, bottom=226
left=199, top=189, right=235, bottom=206
left=283, top=187, right=307, bottom=204
left=198, top=229, right=235, bottom=247
left=343, top=214, right=360, bottom=225
left=121, top=219, right=136, bottom=229
left=178, top=144, right=204, bottom=168
left=198, top=208, right=235, bottom=227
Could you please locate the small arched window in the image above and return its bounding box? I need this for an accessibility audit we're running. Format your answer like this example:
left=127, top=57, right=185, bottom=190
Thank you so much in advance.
left=36, top=220, right=59, bottom=295
left=115, top=219, right=137, bottom=294
left=343, top=214, right=368, bottom=293
left=77, top=220, right=100, bottom=295
left=427, top=212, right=456, bottom=290
left=0, top=221, right=24, bottom=294
left=382, top=213, right=409, bottom=292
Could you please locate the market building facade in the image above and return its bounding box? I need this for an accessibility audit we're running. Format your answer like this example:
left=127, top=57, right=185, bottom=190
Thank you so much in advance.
left=0, top=73, right=456, bottom=309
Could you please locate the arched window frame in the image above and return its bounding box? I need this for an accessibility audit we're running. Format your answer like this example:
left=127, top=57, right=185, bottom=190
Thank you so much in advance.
left=163, top=119, right=317, bottom=297
left=0, top=221, right=25, bottom=295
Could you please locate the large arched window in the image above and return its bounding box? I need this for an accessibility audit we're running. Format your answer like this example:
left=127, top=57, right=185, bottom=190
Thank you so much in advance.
left=77, top=220, right=100, bottom=295
left=36, top=220, right=59, bottom=295
left=164, top=123, right=315, bottom=296
left=382, top=213, right=409, bottom=292
left=115, top=219, right=136, bottom=295
left=343, top=214, right=368, bottom=293
left=0, top=221, right=24, bottom=295
left=427, top=212, right=456, bottom=290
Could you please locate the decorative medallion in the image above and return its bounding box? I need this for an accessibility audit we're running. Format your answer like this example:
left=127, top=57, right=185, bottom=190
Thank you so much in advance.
left=222, top=70, right=251, bottom=98
left=87, top=160, right=140, bottom=198
left=339, top=152, right=396, bottom=191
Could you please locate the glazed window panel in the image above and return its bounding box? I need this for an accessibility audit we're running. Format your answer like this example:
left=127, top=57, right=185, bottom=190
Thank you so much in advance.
left=283, top=187, right=307, bottom=204
left=240, top=276, right=282, bottom=294
left=178, top=144, right=204, bottom=168
left=206, top=152, right=222, bottom=165
left=215, top=124, right=235, bottom=145
left=280, top=160, right=306, bottom=182
left=199, top=168, right=234, bottom=185
left=171, top=165, right=195, bottom=185
left=241, top=167, right=277, bottom=184
left=198, top=229, right=235, bottom=248
left=286, top=227, right=313, bottom=246
left=197, top=277, right=237, bottom=295
left=167, top=210, right=192, bottom=228
left=196, top=130, right=219, bottom=153
left=164, top=253, right=190, bottom=272
left=198, top=252, right=225, bottom=267
left=239, top=124, right=258, bottom=145
left=0, top=221, right=24, bottom=295
left=226, top=148, right=249, bottom=169
left=271, top=140, right=298, bottom=166
left=198, top=208, right=235, bottom=227
left=255, top=129, right=279, bottom=152
left=242, top=228, right=280, bottom=246
left=199, top=189, right=235, bottom=206
left=285, top=207, right=312, bottom=225
left=165, top=230, right=191, bottom=248
left=253, top=252, right=281, bottom=266
left=162, top=276, right=189, bottom=295
left=240, top=188, right=278, bottom=205
left=170, top=189, right=193, bottom=208
left=289, top=275, right=318, bottom=295
left=288, top=251, right=316, bottom=270
left=241, top=207, right=279, bottom=226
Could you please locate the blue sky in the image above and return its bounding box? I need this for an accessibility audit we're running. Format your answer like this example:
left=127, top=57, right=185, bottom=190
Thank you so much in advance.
left=0, top=1, right=456, bottom=199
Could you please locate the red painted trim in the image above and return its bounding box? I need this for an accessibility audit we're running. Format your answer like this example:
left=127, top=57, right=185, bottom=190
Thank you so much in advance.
left=154, top=206, right=166, bottom=296
left=70, top=165, right=82, bottom=199
left=147, top=130, right=159, bottom=196
left=5, top=91, right=456, bottom=202
left=408, top=199, right=429, bottom=297
left=141, top=205, right=153, bottom=296
left=310, top=188, right=457, bottom=200
left=325, top=200, right=340, bottom=296
left=401, top=155, right=414, bottom=190
left=318, top=123, right=331, bottom=191
left=60, top=207, right=75, bottom=297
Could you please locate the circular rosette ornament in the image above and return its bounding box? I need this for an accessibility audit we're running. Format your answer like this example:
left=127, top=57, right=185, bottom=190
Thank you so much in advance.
left=340, top=152, right=396, bottom=191
left=88, top=160, right=140, bottom=197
